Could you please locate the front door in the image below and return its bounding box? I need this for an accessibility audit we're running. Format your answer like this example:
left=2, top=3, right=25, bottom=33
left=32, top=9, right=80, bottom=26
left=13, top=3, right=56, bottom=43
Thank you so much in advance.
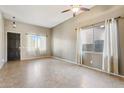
left=7, top=32, right=20, bottom=61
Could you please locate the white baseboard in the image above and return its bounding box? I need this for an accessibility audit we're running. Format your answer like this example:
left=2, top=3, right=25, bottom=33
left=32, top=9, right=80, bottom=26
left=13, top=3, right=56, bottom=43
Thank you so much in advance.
left=52, top=56, right=77, bottom=65
left=21, top=56, right=52, bottom=61
left=52, top=56, right=124, bottom=78
left=0, top=60, right=6, bottom=69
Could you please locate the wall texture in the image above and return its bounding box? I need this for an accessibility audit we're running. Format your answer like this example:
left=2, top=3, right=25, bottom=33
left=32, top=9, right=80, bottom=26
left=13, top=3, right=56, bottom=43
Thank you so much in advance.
left=52, top=19, right=76, bottom=62
left=0, top=11, right=5, bottom=68
left=118, top=19, right=124, bottom=75
left=4, top=19, right=52, bottom=61
left=52, top=5, right=124, bottom=75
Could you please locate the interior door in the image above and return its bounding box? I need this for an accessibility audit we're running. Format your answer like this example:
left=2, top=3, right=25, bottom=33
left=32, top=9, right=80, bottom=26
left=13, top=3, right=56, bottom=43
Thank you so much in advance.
left=7, top=32, right=20, bottom=61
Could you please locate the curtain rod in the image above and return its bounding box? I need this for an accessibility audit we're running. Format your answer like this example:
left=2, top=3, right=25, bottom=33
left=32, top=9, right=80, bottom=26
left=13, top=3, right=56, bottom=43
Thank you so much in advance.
left=25, top=33, right=44, bottom=36
left=80, top=16, right=124, bottom=29
left=115, top=16, right=124, bottom=20
left=25, top=33, right=48, bottom=37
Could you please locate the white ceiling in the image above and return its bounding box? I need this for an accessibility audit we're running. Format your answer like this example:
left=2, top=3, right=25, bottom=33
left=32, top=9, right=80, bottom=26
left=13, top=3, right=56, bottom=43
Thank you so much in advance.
left=0, top=5, right=94, bottom=28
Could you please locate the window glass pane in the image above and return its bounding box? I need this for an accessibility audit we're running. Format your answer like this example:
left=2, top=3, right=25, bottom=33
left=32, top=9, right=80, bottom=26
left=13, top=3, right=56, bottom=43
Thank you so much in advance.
left=80, top=23, right=105, bottom=53
left=31, top=35, right=37, bottom=49
left=26, top=34, right=47, bottom=55
left=37, top=36, right=46, bottom=51
left=80, top=28, right=94, bottom=51
left=94, top=23, right=105, bottom=52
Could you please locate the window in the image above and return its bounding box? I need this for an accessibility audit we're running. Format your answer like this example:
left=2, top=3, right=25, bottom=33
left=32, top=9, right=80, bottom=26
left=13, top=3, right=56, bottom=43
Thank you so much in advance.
left=37, top=35, right=46, bottom=52
left=94, top=24, right=105, bottom=52
left=80, top=27, right=94, bottom=51
left=26, top=34, right=46, bottom=55
left=79, top=23, right=105, bottom=69
left=80, top=23, right=105, bottom=53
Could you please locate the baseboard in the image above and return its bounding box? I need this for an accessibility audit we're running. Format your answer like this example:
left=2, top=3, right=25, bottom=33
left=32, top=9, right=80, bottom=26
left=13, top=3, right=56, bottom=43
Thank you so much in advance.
left=52, top=56, right=124, bottom=78
left=21, top=56, right=52, bottom=61
left=52, top=56, right=77, bottom=65
left=0, top=60, right=6, bottom=69
left=79, top=63, right=124, bottom=78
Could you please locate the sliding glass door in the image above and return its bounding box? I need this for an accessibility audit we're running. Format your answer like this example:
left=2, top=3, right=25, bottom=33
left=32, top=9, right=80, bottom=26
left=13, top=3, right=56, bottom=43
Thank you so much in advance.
left=79, top=22, right=105, bottom=70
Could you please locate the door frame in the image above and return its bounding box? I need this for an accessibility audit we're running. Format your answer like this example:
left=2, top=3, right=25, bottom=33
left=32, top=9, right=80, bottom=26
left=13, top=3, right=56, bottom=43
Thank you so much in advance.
left=6, top=31, right=21, bottom=61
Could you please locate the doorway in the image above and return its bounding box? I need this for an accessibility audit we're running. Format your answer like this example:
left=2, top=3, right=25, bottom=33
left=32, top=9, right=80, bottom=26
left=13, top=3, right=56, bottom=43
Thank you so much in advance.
left=7, top=32, right=20, bottom=61
left=77, top=22, right=105, bottom=70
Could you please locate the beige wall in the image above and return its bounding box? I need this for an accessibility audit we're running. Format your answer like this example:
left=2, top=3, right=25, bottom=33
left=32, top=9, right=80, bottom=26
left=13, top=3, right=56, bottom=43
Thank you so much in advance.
left=118, top=19, right=124, bottom=75
left=4, top=19, right=52, bottom=61
left=52, top=19, right=76, bottom=62
left=0, top=11, right=5, bottom=68
left=52, top=5, right=124, bottom=75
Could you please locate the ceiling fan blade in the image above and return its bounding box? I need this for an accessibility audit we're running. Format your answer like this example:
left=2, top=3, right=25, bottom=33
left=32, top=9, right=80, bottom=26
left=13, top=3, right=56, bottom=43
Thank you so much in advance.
left=80, top=7, right=90, bottom=11
left=61, top=9, right=71, bottom=13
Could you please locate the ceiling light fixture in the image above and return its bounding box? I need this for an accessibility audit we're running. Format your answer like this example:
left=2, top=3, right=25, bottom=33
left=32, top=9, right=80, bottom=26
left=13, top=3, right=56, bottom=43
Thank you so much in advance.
left=61, top=5, right=90, bottom=17
left=12, top=16, right=16, bottom=28
left=100, top=25, right=105, bottom=28
left=71, top=5, right=80, bottom=13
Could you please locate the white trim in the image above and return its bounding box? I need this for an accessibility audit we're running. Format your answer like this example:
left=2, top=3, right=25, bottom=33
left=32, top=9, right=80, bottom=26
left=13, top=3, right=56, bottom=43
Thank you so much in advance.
left=21, top=56, right=52, bottom=61
left=52, top=56, right=124, bottom=78
left=0, top=60, right=6, bottom=69
left=6, top=31, right=21, bottom=62
left=52, top=56, right=77, bottom=65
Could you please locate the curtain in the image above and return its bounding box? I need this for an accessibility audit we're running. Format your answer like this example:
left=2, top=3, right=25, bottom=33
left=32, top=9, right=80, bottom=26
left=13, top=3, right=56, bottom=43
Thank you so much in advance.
left=76, top=29, right=83, bottom=64
left=102, top=18, right=119, bottom=74
left=37, top=35, right=46, bottom=55
left=26, top=34, right=47, bottom=56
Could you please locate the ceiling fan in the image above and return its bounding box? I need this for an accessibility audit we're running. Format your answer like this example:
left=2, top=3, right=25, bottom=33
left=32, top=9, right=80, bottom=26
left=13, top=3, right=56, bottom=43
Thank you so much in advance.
left=61, top=5, right=90, bottom=17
